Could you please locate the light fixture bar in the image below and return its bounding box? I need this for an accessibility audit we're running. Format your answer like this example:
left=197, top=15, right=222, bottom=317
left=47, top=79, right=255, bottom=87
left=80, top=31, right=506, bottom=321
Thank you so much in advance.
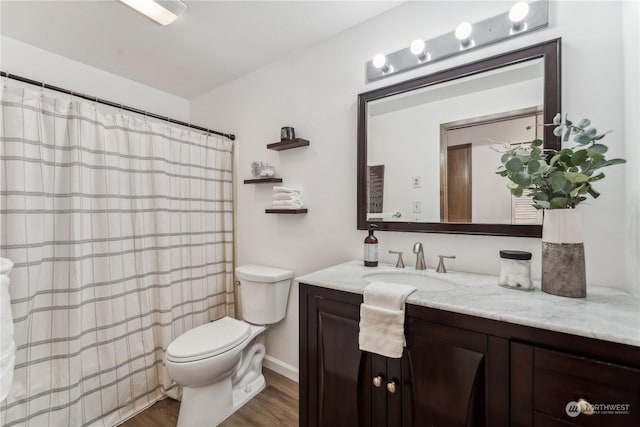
left=119, top=0, right=187, bottom=26
left=366, top=0, right=548, bottom=82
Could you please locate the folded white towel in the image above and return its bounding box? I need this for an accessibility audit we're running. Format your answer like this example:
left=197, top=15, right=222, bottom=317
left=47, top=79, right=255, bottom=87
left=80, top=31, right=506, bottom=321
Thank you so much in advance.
left=273, top=192, right=302, bottom=201
left=0, top=257, right=15, bottom=402
left=359, top=304, right=405, bottom=358
left=272, top=199, right=303, bottom=209
left=358, top=281, right=416, bottom=358
left=363, top=282, right=416, bottom=310
left=273, top=186, right=300, bottom=194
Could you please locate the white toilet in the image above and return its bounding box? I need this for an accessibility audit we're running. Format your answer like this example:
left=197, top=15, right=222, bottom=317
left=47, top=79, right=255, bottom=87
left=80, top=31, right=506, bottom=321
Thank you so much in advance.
left=164, top=264, right=293, bottom=427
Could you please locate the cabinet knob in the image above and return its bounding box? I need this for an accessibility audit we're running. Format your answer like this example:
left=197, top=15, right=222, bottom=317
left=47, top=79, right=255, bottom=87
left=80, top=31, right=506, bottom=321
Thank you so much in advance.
left=387, top=380, right=397, bottom=393
left=578, top=398, right=595, bottom=415
left=372, top=375, right=383, bottom=388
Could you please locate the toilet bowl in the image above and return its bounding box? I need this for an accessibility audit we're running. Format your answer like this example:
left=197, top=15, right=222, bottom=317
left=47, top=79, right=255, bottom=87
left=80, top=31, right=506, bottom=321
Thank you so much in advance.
left=164, top=265, right=292, bottom=427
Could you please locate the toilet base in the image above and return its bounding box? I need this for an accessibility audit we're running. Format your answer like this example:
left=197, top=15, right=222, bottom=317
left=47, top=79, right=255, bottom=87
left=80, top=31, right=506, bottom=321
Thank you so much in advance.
left=231, top=373, right=266, bottom=414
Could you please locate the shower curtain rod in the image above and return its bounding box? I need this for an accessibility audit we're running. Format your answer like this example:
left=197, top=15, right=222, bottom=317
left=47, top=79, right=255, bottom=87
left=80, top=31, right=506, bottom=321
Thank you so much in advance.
left=0, top=71, right=236, bottom=141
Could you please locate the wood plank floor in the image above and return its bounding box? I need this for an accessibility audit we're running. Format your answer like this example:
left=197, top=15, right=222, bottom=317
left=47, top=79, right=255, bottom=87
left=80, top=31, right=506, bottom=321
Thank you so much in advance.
left=120, top=369, right=298, bottom=427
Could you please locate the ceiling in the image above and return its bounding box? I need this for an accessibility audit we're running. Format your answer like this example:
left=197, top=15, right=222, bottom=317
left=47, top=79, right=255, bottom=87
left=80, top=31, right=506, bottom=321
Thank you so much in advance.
left=0, top=1, right=402, bottom=99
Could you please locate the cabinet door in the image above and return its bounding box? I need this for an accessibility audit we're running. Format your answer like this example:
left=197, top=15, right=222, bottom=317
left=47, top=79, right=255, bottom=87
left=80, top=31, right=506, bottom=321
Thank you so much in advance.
left=302, top=289, right=372, bottom=427
left=511, top=342, right=640, bottom=427
left=404, top=316, right=504, bottom=427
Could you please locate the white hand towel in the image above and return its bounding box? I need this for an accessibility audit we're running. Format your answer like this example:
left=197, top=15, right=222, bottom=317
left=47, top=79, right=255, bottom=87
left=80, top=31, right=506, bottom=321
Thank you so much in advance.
left=358, top=281, right=416, bottom=358
left=272, top=199, right=303, bottom=209
left=273, top=186, right=300, bottom=194
left=273, top=192, right=302, bottom=201
left=359, top=304, right=406, bottom=358
left=363, top=281, right=416, bottom=310
left=0, top=257, right=15, bottom=402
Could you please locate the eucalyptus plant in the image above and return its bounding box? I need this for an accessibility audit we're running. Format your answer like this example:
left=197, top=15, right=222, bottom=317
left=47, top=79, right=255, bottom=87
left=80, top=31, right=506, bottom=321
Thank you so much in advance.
left=496, top=114, right=626, bottom=209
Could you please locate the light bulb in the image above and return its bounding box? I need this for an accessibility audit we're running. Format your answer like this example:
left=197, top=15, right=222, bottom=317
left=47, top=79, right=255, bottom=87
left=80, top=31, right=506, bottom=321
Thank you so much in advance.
left=410, top=39, right=425, bottom=56
left=372, top=54, right=387, bottom=69
left=509, top=2, right=529, bottom=23
left=372, top=53, right=391, bottom=73
left=455, top=22, right=472, bottom=41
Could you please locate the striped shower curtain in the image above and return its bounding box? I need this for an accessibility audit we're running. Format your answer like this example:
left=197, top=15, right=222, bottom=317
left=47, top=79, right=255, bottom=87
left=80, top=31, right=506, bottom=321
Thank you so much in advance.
left=0, top=86, right=235, bottom=426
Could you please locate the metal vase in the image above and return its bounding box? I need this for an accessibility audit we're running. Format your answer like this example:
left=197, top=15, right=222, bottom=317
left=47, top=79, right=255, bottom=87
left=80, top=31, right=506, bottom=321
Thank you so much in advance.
left=541, top=209, right=586, bottom=298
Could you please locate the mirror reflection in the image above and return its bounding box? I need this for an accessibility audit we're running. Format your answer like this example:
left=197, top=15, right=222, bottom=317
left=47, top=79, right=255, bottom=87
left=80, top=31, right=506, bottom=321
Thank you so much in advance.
left=366, top=59, right=544, bottom=225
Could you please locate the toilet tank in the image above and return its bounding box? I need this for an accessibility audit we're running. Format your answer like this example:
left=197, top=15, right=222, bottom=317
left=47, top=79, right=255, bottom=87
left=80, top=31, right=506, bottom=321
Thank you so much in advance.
left=235, top=264, right=293, bottom=325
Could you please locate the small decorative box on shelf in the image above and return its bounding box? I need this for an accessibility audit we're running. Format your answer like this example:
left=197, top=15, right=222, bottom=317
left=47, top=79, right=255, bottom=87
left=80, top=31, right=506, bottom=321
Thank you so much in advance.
left=243, top=178, right=283, bottom=184
left=267, top=138, right=310, bottom=151
left=265, top=208, right=308, bottom=214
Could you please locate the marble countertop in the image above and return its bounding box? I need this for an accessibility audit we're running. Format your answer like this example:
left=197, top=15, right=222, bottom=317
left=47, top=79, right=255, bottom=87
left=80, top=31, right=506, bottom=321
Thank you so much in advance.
left=296, top=261, right=640, bottom=347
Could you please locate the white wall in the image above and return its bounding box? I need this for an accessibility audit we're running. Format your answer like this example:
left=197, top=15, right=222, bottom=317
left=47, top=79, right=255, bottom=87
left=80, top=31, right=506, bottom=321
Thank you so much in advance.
left=0, top=36, right=189, bottom=121
left=623, top=1, right=640, bottom=298
left=190, top=1, right=635, bottom=375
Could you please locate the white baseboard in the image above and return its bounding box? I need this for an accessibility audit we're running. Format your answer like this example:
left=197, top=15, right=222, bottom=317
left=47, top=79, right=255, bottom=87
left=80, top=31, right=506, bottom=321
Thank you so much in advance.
left=263, top=355, right=299, bottom=383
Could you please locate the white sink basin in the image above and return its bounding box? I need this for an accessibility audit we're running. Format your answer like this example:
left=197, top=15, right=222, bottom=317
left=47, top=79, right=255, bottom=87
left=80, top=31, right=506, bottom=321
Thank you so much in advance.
left=363, top=271, right=456, bottom=292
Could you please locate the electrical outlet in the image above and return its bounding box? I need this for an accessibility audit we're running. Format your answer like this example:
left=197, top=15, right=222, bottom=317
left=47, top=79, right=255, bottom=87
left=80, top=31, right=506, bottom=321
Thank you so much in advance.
left=412, top=201, right=421, bottom=213
left=412, top=176, right=422, bottom=188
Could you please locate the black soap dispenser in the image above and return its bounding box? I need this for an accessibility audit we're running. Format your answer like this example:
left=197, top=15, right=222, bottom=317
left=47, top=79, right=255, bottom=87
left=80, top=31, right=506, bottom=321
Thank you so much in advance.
left=364, top=224, right=379, bottom=267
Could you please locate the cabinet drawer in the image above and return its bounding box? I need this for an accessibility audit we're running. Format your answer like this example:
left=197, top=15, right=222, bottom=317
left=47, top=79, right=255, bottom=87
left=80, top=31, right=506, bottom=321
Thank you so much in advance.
left=532, top=346, right=640, bottom=426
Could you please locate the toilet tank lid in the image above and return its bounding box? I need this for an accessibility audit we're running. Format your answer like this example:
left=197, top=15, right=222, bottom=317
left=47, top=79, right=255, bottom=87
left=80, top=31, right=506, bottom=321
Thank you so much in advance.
left=236, top=264, right=293, bottom=282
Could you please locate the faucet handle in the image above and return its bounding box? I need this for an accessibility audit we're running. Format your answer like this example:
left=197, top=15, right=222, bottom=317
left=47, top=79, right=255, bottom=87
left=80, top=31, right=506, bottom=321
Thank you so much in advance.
left=436, top=255, right=456, bottom=273
left=389, top=251, right=405, bottom=268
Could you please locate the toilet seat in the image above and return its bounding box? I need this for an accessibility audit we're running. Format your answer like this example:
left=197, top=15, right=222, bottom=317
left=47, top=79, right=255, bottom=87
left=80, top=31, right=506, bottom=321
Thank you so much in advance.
left=166, top=317, right=251, bottom=363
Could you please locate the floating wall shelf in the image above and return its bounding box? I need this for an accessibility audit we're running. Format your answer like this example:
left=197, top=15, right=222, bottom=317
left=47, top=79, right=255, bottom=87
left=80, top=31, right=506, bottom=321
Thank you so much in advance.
left=267, top=138, right=310, bottom=151
left=243, top=177, right=283, bottom=184
left=265, top=209, right=308, bottom=214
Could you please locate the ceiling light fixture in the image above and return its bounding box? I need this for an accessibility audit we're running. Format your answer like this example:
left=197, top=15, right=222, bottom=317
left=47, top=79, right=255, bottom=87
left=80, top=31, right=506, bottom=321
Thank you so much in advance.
left=119, top=0, right=187, bottom=26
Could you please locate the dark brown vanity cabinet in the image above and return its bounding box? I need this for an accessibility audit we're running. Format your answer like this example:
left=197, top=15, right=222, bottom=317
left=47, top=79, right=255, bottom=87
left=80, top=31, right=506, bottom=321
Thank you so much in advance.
left=299, top=284, right=508, bottom=427
left=300, top=284, right=640, bottom=427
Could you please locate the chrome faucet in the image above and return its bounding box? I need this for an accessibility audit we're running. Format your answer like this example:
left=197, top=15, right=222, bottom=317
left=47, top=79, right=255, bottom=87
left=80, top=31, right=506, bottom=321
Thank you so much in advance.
left=413, top=242, right=426, bottom=270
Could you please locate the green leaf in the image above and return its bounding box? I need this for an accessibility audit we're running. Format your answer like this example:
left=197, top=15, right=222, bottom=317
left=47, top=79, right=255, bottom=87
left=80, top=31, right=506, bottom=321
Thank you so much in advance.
left=571, top=149, right=588, bottom=166
left=549, top=154, right=561, bottom=167
left=573, top=134, right=592, bottom=145
left=589, top=144, right=608, bottom=154
left=584, top=127, right=597, bottom=138
left=505, top=157, right=524, bottom=173
left=553, top=126, right=564, bottom=136
left=550, top=197, right=568, bottom=209
left=600, top=158, right=627, bottom=167
left=531, top=139, right=543, bottom=147
left=587, top=187, right=601, bottom=198
left=507, top=181, right=520, bottom=190
left=501, top=152, right=512, bottom=163
left=535, top=200, right=551, bottom=209
left=577, top=118, right=591, bottom=128
left=553, top=113, right=562, bottom=125
left=563, top=127, right=571, bottom=142
left=551, top=173, right=569, bottom=192
left=528, top=159, right=541, bottom=174
left=589, top=172, right=605, bottom=181
left=511, top=187, right=523, bottom=197
left=564, top=172, right=589, bottom=183
left=513, top=172, right=532, bottom=187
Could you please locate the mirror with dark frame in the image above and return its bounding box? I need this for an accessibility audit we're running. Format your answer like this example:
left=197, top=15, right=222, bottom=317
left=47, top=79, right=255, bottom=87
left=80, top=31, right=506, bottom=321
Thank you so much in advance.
left=357, top=39, right=561, bottom=237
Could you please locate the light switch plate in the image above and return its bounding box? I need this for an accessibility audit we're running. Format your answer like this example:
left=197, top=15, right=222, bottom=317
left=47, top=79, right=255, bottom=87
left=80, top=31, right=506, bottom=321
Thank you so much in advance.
left=412, top=176, right=422, bottom=188
left=412, top=201, right=421, bottom=213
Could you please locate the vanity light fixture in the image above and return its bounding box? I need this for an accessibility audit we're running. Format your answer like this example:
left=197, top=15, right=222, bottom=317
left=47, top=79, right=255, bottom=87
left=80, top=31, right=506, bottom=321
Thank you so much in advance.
left=509, top=2, right=530, bottom=32
left=365, top=0, right=548, bottom=82
left=372, top=54, right=392, bottom=74
left=119, top=0, right=187, bottom=26
left=410, top=39, right=430, bottom=62
left=455, top=22, right=474, bottom=48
